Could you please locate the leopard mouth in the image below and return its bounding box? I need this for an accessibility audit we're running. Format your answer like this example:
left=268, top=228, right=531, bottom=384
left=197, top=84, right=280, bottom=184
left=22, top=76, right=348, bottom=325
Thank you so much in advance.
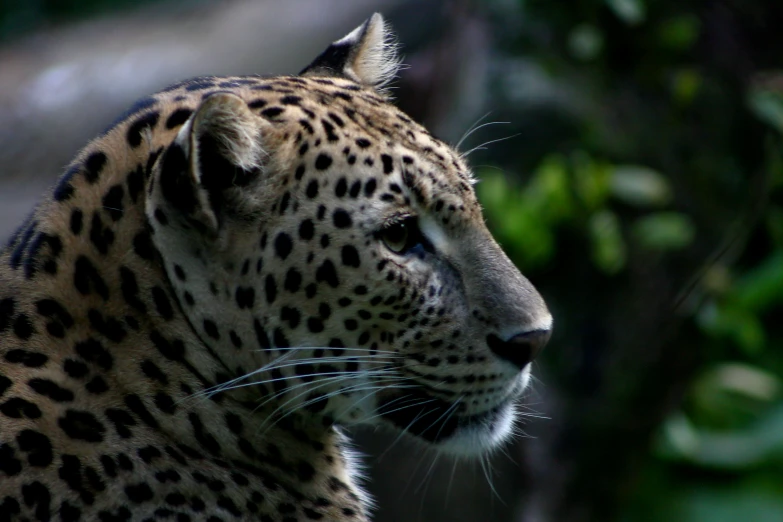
left=376, top=389, right=515, bottom=452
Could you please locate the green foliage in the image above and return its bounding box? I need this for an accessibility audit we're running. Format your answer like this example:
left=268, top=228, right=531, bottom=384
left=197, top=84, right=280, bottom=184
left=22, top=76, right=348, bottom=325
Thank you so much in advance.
left=479, top=0, right=783, bottom=519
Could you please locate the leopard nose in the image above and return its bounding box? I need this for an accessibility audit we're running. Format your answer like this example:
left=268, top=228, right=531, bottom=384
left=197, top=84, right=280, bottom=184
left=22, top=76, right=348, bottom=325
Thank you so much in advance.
left=486, top=329, right=551, bottom=370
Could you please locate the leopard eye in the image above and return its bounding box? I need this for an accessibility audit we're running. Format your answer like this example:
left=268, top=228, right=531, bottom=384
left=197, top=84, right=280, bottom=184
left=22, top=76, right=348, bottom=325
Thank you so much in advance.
left=380, top=216, right=420, bottom=254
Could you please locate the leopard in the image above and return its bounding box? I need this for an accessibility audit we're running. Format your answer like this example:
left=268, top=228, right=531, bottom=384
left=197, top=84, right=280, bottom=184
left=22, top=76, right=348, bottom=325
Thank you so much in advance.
left=0, top=13, right=552, bottom=522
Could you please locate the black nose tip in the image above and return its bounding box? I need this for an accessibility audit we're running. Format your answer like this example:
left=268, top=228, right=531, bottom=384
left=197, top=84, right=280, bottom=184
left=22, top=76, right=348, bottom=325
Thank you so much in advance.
left=486, top=329, right=551, bottom=370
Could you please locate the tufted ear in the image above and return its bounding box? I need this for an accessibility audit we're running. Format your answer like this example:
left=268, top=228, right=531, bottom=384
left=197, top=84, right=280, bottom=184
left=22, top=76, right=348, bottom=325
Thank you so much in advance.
left=156, top=92, right=267, bottom=236
left=300, top=12, right=400, bottom=93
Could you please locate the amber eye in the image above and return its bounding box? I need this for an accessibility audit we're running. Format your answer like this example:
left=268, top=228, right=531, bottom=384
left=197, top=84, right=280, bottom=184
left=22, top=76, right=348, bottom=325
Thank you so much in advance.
left=380, top=217, right=419, bottom=254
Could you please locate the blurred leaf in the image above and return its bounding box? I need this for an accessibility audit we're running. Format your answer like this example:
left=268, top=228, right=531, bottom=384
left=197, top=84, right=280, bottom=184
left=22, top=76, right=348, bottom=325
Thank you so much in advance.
left=589, top=210, right=627, bottom=273
left=657, top=15, right=701, bottom=51
left=605, top=0, right=646, bottom=26
left=671, top=69, right=702, bottom=106
left=748, top=88, right=783, bottom=133
left=568, top=24, right=603, bottom=61
left=670, top=486, right=783, bottom=522
left=660, top=405, right=783, bottom=469
left=632, top=212, right=695, bottom=250
left=688, top=363, right=780, bottom=429
left=697, top=301, right=765, bottom=354
left=610, top=165, right=672, bottom=207
left=476, top=170, right=556, bottom=268
left=573, top=153, right=611, bottom=210
left=524, top=155, right=575, bottom=223
left=733, top=250, right=783, bottom=313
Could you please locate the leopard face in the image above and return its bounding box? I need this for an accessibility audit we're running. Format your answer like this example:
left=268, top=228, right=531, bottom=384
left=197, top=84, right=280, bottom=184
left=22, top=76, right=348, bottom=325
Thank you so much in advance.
left=147, top=16, right=551, bottom=456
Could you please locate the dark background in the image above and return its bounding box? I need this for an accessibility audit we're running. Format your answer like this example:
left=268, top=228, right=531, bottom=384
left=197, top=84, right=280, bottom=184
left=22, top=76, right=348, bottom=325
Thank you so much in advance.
left=2, top=1, right=783, bottom=520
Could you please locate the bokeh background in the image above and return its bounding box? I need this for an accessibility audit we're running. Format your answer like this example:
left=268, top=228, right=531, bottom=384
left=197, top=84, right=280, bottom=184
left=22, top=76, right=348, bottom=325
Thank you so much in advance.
left=2, top=1, right=783, bottom=521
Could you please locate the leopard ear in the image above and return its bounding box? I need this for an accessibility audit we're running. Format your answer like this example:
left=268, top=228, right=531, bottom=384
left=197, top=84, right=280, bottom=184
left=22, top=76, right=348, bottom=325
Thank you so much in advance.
left=300, top=13, right=400, bottom=93
left=155, top=92, right=267, bottom=235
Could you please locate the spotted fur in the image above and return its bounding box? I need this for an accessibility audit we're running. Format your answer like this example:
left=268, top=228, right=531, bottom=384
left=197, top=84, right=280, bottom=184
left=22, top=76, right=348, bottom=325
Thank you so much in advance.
left=0, top=13, right=551, bottom=521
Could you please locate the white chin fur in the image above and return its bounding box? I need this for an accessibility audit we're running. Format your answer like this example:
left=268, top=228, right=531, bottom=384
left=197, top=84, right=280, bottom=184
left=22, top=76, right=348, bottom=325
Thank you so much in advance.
left=436, top=367, right=531, bottom=456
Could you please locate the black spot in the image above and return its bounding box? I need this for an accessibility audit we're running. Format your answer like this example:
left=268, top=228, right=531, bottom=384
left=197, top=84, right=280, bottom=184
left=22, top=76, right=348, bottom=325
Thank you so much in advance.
left=298, top=219, right=315, bottom=240
left=217, top=496, right=242, bottom=517
left=83, top=152, right=108, bottom=184
left=70, top=209, right=84, bottom=235
left=334, top=178, right=347, bottom=198
left=315, top=154, right=332, bottom=170
left=124, top=394, right=159, bottom=429
left=341, top=245, right=360, bottom=268
left=75, top=337, right=113, bottom=370
left=284, top=268, right=302, bottom=293
left=154, top=208, right=168, bottom=225
left=138, top=445, right=161, bottom=464
left=159, top=143, right=196, bottom=215
left=63, top=359, right=88, bottom=379
left=88, top=309, right=127, bottom=343
left=305, top=179, right=319, bottom=199
left=12, top=314, right=34, bottom=340
left=166, top=108, right=193, bottom=129
left=154, top=392, right=176, bottom=414
left=150, top=330, right=185, bottom=361
left=102, top=184, right=125, bottom=221
left=5, top=349, right=47, bottom=367
left=332, top=209, right=352, bottom=228
left=60, top=501, right=81, bottom=522
left=355, top=138, right=371, bottom=148
left=0, top=444, right=22, bottom=476
left=274, top=233, right=293, bottom=259
left=229, top=330, right=243, bottom=348
left=0, top=376, right=10, bottom=397
left=53, top=165, right=79, bottom=202
left=9, top=218, right=36, bottom=270
left=248, top=99, right=268, bottom=109
left=262, top=107, right=284, bottom=118
left=315, top=260, right=339, bottom=288
left=185, top=80, right=215, bottom=91
left=133, top=229, right=155, bottom=261
left=152, top=286, right=174, bottom=320
left=307, top=318, right=324, bottom=333
left=74, top=255, right=109, bottom=300
left=321, top=119, right=339, bottom=142
left=36, top=298, right=74, bottom=339
left=90, top=211, right=114, bottom=255
left=254, top=319, right=271, bottom=349
left=28, top=378, right=74, bottom=402
left=125, top=482, right=154, bottom=503
left=0, top=397, right=41, bottom=419
left=203, top=319, right=220, bottom=340
left=189, top=412, right=221, bottom=455
left=140, top=360, right=168, bottom=384
left=279, top=192, right=291, bottom=214
left=349, top=180, right=361, bottom=198
left=265, top=274, right=277, bottom=304
left=106, top=407, right=138, bottom=439
left=21, top=481, right=51, bottom=521
left=120, top=266, right=147, bottom=313
left=381, top=154, right=394, bottom=174
left=280, top=306, right=301, bottom=329
left=281, top=95, right=302, bottom=105
left=235, top=286, right=255, bottom=309
left=85, top=376, right=109, bottom=394
left=273, top=328, right=289, bottom=348
left=364, top=178, right=378, bottom=198
left=58, top=409, right=105, bottom=442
